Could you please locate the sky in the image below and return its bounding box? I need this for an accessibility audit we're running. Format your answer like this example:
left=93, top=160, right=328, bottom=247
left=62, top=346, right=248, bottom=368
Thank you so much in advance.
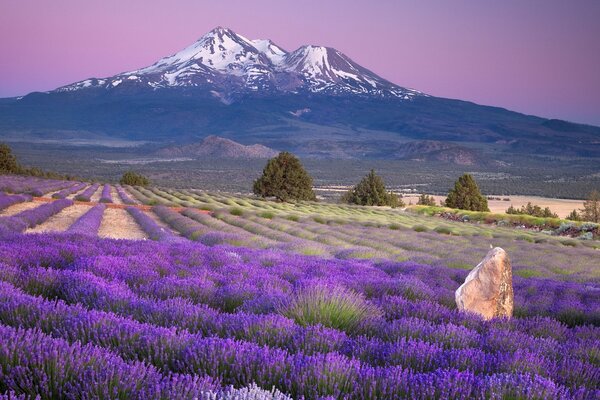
left=1, top=0, right=599, bottom=125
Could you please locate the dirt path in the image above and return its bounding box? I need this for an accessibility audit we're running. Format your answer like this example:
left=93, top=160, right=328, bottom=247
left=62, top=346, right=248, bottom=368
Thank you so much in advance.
left=27, top=204, right=90, bottom=233
left=90, top=186, right=103, bottom=202
left=0, top=201, right=41, bottom=216
left=111, top=186, right=123, bottom=205
left=98, top=208, right=147, bottom=240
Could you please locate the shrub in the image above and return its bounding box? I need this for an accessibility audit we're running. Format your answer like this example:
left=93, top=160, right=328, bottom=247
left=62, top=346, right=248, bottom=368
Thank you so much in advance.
left=341, top=169, right=404, bottom=208
left=445, top=174, right=489, bottom=212
left=258, top=211, right=275, bottom=219
left=280, top=284, right=381, bottom=332
left=230, top=207, right=244, bottom=216
left=416, top=194, right=436, bottom=206
left=434, top=226, right=454, bottom=235
left=566, top=209, right=582, bottom=221
left=253, top=152, right=316, bottom=202
left=286, top=215, right=299, bottom=222
left=506, top=202, right=558, bottom=218
left=412, top=225, right=429, bottom=232
left=120, top=171, right=149, bottom=187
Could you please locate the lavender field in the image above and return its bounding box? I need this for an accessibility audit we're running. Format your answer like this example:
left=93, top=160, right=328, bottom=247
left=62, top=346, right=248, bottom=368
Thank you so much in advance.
left=0, top=175, right=599, bottom=399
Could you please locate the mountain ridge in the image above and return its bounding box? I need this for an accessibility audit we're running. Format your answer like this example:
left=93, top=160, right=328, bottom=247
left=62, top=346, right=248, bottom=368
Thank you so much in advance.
left=55, top=27, right=421, bottom=99
left=0, top=27, right=599, bottom=164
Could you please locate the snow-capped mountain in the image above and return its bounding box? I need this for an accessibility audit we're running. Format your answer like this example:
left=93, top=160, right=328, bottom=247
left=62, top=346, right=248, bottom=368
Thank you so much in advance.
left=57, top=27, right=421, bottom=98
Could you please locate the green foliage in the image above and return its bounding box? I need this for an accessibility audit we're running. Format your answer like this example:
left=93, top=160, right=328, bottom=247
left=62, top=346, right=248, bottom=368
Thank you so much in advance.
left=281, top=284, right=381, bottom=332
left=566, top=209, right=582, bottom=221
left=416, top=194, right=436, bottom=206
left=506, top=202, right=558, bottom=218
left=434, top=226, right=454, bottom=235
left=258, top=211, right=274, bottom=219
left=120, top=171, right=149, bottom=186
left=445, top=174, right=489, bottom=212
left=253, top=152, right=316, bottom=202
left=581, top=190, right=600, bottom=222
left=412, top=225, right=429, bottom=232
left=0, top=143, right=19, bottom=173
left=286, top=215, right=300, bottom=222
left=230, top=207, right=244, bottom=216
left=341, top=169, right=404, bottom=208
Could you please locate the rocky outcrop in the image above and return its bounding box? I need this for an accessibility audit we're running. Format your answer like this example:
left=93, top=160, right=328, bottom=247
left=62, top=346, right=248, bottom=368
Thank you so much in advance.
left=156, top=136, right=278, bottom=159
left=455, top=247, right=513, bottom=320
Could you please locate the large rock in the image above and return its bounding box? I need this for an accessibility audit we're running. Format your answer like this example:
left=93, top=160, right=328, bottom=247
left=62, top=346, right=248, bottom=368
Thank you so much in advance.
left=455, top=247, right=513, bottom=320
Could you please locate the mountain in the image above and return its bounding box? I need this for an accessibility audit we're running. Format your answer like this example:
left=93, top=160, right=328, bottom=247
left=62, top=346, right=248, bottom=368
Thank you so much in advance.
left=0, top=27, right=599, bottom=163
left=56, top=27, right=419, bottom=99
left=156, top=135, right=278, bottom=159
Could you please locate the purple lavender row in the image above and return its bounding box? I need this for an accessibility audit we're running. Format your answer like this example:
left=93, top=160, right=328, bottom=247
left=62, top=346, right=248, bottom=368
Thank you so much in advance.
left=116, top=185, right=136, bottom=204
left=99, top=184, right=113, bottom=203
left=0, top=282, right=591, bottom=400
left=0, top=175, right=72, bottom=196
left=126, top=206, right=183, bottom=242
left=0, top=193, right=32, bottom=212
left=0, top=199, right=72, bottom=233
left=0, top=322, right=220, bottom=399
left=1, top=231, right=597, bottom=329
left=66, top=204, right=106, bottom=235
left=74, top=183, right=100, bottom=202
left=52, top=181, right=87, bottom=199
left=3, top=263, right=597, bottom=393
left=154, top=205, right=212, bottom=241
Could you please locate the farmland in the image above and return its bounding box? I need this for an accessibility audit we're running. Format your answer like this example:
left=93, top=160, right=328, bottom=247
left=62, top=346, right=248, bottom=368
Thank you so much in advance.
left=0, top=174, right=599, bottom=399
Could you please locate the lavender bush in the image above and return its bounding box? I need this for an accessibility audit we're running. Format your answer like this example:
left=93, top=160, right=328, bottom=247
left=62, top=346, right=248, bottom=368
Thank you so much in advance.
left=99, top=184, right=113, bottom=203
left=74, top=183, right=100, bottom=202
left=0, top=199, right=72, bottom=233
left=116, top=185, right=136, bottom=204
left=66, top=204, right=106, bottom=235
left=52, top=182, right=87, bottom=199
left=0, top=232, right=597, bottom=399
left=0, top=193, right=32, bottom=212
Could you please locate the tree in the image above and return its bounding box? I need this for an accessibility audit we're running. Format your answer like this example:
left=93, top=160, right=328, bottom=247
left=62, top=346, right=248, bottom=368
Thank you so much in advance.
left=253, top=152, right=316, bottom=202
left=445, top=174, right=489, bottom=211
left=581, top=190, right=600, bottom=222
left=566, top=209, right=581, bottom=221
left=120, top=171, right=150, bottom=186
left=416, top=194, right=436, bottom=206
left=0, top=143, right=20, bottom=173
left=506, top=202, right=558, bottom=218
left=342, top=169, right=404, bottom=208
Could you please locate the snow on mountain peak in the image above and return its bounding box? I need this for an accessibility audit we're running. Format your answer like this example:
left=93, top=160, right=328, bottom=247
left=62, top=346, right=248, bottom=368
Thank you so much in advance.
left=57, top=27, right=423, bottom=99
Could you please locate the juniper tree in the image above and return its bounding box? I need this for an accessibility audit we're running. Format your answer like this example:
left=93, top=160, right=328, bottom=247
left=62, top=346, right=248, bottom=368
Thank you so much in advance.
left=581, top=190, right=600, bottom=222
left=445, top=173, right=489, bottom=212
left=253, top=152, right=316, bottom=202
left=342, top=169, right=403, bottom=208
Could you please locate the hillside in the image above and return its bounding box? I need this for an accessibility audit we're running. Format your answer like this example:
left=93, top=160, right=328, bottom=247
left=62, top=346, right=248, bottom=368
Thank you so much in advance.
left=156, top=135, right=278, bottom=159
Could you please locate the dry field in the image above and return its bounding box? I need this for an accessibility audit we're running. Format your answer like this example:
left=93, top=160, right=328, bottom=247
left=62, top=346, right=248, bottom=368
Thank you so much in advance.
left=405, top=194, right=584, bottom=218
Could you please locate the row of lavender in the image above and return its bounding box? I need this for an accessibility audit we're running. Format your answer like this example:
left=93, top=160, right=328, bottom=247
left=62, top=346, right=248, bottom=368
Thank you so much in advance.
left=0, top=232, right=597, bottom=399
left=0, top=175, right=138, bottom=205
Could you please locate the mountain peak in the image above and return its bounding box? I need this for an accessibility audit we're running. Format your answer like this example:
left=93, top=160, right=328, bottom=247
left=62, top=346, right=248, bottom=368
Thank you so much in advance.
left=56, top=27, right=422, bottom=99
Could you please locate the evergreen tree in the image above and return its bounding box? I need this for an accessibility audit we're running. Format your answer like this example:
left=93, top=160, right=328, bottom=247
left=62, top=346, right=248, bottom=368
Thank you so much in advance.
left=253, top=152, right=316, bottom=202
left=416, top=194, right=436, bottom=206
left=445, top=173, right=489, bottom=211
left=342, top=169, right=403, bottom=208
left=566, top=209, right=581, bottom=221
left=120, top=171, right=150, bottom=186
left=581, top=190, right=600, bottom=222
left=0, top=143, right=20, bottom=173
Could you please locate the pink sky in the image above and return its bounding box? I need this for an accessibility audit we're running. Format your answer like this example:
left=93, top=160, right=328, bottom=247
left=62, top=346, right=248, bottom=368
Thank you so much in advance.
left=1, top=0, right=599, bottom=125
